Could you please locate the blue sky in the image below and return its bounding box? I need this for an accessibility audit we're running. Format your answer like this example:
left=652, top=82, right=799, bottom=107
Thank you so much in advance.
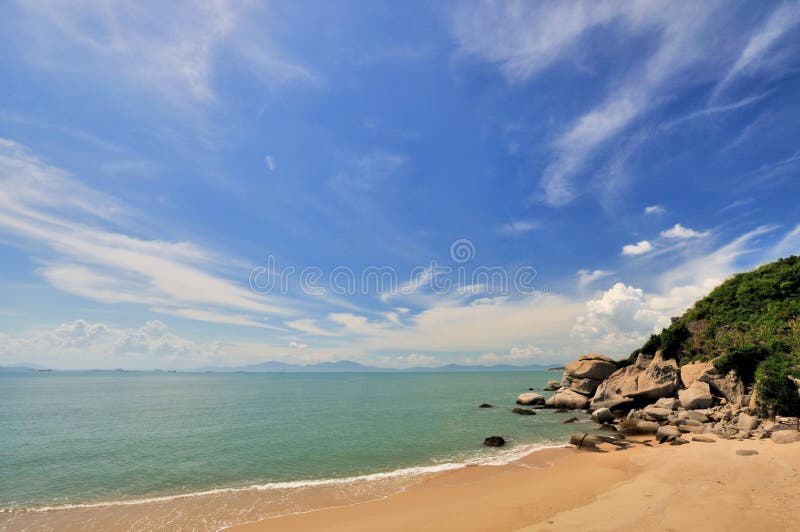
left=0, top=1, right=799, bottom=369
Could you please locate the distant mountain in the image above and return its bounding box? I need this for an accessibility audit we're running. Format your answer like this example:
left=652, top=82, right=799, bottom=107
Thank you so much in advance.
left=0, top=365, right=44, bottom=372
left=200, top=360, right=553, bottom=373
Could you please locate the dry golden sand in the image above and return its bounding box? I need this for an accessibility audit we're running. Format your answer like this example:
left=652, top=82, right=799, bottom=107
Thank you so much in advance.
left=232, top=436, right=800, bottom=532
left=3, top=436, right=799, bottom=531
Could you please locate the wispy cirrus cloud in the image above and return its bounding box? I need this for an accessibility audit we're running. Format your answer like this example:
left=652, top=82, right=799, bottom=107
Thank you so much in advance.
left=15, top=0, right=315, bottom=104
left=0, top=138, right=298, bottom=329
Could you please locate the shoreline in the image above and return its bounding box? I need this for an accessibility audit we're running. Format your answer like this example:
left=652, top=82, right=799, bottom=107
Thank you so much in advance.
left=4, top=435, right=799, bottom=531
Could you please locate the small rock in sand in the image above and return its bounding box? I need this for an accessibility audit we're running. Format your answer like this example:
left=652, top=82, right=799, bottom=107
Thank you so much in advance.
left=736, top=449, right=758, bottom=456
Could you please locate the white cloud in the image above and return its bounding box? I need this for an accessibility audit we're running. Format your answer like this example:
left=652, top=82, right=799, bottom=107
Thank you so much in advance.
left=17, top=0, right=314, bottom=104
left=451, top=2, right=732, bottom=206
left=376, top=352, right=438, bottom=368
left=644, top=205, right=666, bottom=215
left=471, top=344, right=558, bottom=366
left=621, top=240, right=654, bottom=256
left=499, top=220, right=540, bottom=236
left=288, top=341, right=308, bottom=350
left=285, top=319, right=335, bottom=337
left=577, top=269, right=613, bottom=289
left=265, top=155, right=277, bottom=172
left=660, top=223, right=710, bottom=239
left=0, top=138, right=299, bottom=329
left=712, top=2, right=800, bottom=101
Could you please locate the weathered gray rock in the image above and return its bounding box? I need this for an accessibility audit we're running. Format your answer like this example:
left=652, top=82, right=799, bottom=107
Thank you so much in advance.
left=680, top=361, right=714, bottom=388
left=679, top=424, right=706, bottom=434
left=512, top=407, right=537, bottom=415
left=670, top=437, right=689, bottom=445
left=678, top=381, right=714, bottom=410
left=590, top=351, right=678, bottom=410
left=516, top=392, right=545, bottom=405
left=654, top=397, right=681, bottom=410
left=591, top=407, right=614, bottom=424
left=551, top=389, right=590, bottom=410
left=563, top=357, right=617, bottom=381
left=643, top=406, right=672, bottom=422
left=685, top=410, right=710, bottom=423
left=737, top=413, right=760, bottom=431
left=562, top=416, right=579, bottom=424
left=544, top=380, right=561, bottom=391
left=699, top=368, right=746, bottom=407
left=692, top=436, right=716, bottom=443
left=771, top=431, right=800, bottom=444
left=657, top=425, right=682, bottom=443
left=564, top=376, right=602, bottom=396
left=620, top=419, right=659, bottom=434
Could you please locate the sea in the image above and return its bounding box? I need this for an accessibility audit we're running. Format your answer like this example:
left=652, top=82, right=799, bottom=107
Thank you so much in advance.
left=0, top=370, right=585, bottom=514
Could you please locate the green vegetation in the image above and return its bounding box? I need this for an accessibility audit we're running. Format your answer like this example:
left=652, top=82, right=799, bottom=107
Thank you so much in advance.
left=629, top=256, right=800, bottom=416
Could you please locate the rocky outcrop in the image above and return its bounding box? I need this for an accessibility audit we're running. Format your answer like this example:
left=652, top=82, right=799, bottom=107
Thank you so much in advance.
left=549, top=389, right=590, bottom=410
left=678, top=381, right=713, bottom=410
left=516, top=392, right=545, bottom=405
left=590, top=351, right=678, bottom=411
left=512, top=408, right=536, bottom=415
left=556, top=355, right=618, bottom=399
left=698, top=367, right=746, bottom=407
left=680, top=361, right=714, bottom=387
left=483, top=435, right=505, bottom=447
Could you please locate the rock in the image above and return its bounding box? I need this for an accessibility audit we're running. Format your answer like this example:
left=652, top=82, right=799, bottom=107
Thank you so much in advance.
left=675, top=418, right=703, bottom=427
left=590, top=351, right=678, bottom=411
left=569, top=432, right=591, bottom=449
left=692, top=436, right=716, bottom=443
left=478, top=403, right=494, bottom=408
left=680, top=361, right=714, bottom=387
left=654, top=397, right=681, bottom=410
left=771, top=431, right=800, bottom=444
left=643, top=406, right=672, bottom=422
left=628, top=351, right=679, bottom=401
left=699, top=368, right=746, bottom=407
left=551, top=389, right=590, bottom=410
left=484, top=435, right=505, bottom=447
left=737, top=413, right=760, bottom=431
left=564, top=377, right=602, bottom=396
left=620, top=419, right=659, bottom=435
left=544, top=380, right=561, bottom=391
left=657, top=425, right=682, bottom=443
left=685, top=410, right=710, bottom=423
left=563, top=357, right=618, bottom=381
left=516, top=392, right=545, bottom=405
left=591, top=407, right=615, bottom=424
left=736, top=449, right=758, bottom=456
left=678, top=381, right=714, bottom=410
left=512, top=408, right=537, bottom=415
left=562, top=416, right=579, bottom=424
left=670, top=437, right=689, bottom=445
left=679, top=424, right=706, bottom=434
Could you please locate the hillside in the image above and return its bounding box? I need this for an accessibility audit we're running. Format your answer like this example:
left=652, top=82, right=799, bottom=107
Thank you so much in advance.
left=630, top=255, right=800, bottom=416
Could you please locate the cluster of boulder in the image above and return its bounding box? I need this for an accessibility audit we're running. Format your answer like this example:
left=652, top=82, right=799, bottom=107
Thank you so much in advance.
left=544, top=352, right=800, bottom=447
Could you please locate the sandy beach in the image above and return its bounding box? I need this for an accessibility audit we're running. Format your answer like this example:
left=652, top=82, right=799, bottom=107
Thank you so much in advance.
left=232, top=436, right=800, bottom=532
left=6, top=435, right=798, bottom=531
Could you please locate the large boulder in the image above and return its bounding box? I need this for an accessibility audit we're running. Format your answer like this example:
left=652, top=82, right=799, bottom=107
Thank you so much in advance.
left=698, top=368, right=746, bottom=407
left=563, top=357, right=618, bottom=381
left=563, top=377, right=602, bottom=396
left=591, top=407, right=615, bottom=424
left=654, top=397, right=681, bottom=410
left=551, top=389, right=590, bottom=410
left=516, top=392, right=545, bottom=405
left=590, top=351, right=678, bottom=411
left=678, top=381, right=714, bottom=410
left=771, top=431, right=800, bottom=444
left=737, top=413, right=760, bottom=431
left=680, top=361, right=714, bottom=387
left=544, top=380, right=561, bottom=391
left=643, top=406, right=672, bottom=422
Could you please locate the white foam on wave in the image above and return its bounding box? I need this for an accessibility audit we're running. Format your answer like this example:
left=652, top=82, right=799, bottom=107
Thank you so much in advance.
left=8, top=441, right=569, bottom=514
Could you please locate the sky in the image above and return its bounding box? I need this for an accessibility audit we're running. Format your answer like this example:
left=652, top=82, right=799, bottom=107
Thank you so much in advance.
left=0, top=0, right=799, bottom=370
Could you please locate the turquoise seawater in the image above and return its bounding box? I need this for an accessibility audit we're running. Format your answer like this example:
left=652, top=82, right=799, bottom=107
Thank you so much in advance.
left=0, top=370, right=584, bottom=510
